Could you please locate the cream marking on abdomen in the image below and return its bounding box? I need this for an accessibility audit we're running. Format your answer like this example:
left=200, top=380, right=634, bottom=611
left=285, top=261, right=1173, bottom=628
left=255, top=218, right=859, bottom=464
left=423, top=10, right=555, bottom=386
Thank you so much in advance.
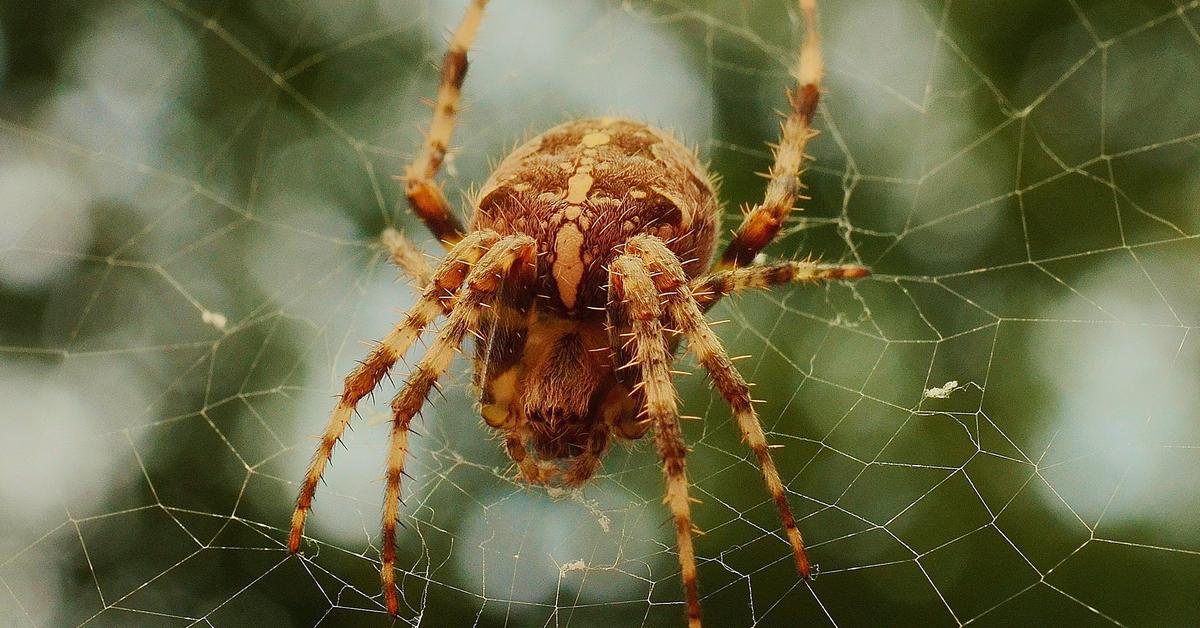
left=551, top=125, right=615, bottom=310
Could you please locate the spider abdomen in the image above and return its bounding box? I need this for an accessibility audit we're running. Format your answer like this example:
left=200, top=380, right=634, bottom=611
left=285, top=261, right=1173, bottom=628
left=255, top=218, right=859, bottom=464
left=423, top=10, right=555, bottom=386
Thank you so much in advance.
left=473, top=117, right=719, bottom=317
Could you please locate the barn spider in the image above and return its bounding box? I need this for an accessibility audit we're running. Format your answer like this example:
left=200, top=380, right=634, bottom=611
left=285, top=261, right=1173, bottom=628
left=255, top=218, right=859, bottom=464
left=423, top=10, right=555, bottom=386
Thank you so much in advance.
left=287, top=0, right=868, bottom=625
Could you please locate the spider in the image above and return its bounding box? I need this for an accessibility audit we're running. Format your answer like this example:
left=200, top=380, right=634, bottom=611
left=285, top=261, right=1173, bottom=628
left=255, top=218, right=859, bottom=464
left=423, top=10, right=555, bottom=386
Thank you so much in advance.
left=287, top=0, right=868, bottom=625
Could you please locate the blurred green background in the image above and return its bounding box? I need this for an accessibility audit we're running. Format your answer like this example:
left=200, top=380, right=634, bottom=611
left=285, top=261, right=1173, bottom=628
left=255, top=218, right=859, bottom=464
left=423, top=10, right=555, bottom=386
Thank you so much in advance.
left=1, top=0, right=1198, bottom=626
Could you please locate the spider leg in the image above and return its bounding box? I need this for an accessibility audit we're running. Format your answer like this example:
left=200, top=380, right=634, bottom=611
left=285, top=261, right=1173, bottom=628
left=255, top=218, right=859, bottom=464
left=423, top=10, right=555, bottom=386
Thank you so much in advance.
left=381, top=234, right=537, bottom=616
left=609, top=254, right=703, bottom=628
left=629, top=235, right=815, bottom=579
left=561, top=420, right=611, bottom=487
left=473, top=242, right=552, bottom=485
left=288, top=230, right=499, bottom=554
left=693, top=258, right=868, bottom=312
left=502, top=426, right=560, bottom=485
left=719, top=0, right=823, bottom=269
left=401, top=0, right=488, bottom=246
left=503, top=430, right=545, bottom=483
left=381, top=227, right=434, bottom=287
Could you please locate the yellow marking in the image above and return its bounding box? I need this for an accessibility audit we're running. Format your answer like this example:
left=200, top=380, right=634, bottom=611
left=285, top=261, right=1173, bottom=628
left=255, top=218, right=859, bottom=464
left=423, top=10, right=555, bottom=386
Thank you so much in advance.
left=629, top=189, right=647, bottom=199
left=512, top=182, right=530, bottom=192
left=489, top=368, right=518, bottom=403
left=566, top=172, right=594, bottom=204
left=482, top=404, right=510, bottom=428
left=581, top=132, right=611, bottom=147
left=552, top=223, right=585, bottom=308
left=564, top=205, right=582, bottom=221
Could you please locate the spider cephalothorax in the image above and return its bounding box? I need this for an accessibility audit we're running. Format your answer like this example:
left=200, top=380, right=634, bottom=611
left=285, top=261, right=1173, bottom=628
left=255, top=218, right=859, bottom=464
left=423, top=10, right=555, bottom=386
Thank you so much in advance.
left=287, top=1, right=868, bottom=626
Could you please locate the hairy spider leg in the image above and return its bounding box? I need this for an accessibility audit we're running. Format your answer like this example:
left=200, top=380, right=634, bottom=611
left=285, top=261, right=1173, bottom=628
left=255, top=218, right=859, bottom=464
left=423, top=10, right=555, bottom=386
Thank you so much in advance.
left=503, top=429, right=548, bottom=484
left=401, top=0, right=489, bottom=246
left=288, top=230, right=499, bottom=553
left=630, top=235, right=815, bottom=579
left=472, top=241, right=559, bottom=485
left=381, top=227, right=434, bottom=287
left=609, top=254, right=703, bottom=628
left=720, top=0, right=824, bottom=269
left=381, top=235, right=538, bottom=616
left=693, top=259, right=869, bottom=312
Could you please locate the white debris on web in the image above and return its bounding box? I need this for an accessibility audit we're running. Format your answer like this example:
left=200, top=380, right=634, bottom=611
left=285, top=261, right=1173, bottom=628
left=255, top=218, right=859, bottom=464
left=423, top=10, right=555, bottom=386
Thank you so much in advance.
left=571, top=491, right=613, bottom=533
left=201, top=309, right=228, bottom=331
left=923, top=380, right=959, bottom=399
left=559, top=559, right=588, bottom=576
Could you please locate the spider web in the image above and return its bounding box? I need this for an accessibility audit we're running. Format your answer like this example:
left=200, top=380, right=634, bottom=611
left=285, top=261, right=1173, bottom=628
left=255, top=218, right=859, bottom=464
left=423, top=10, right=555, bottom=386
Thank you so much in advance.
left=2, top=0, right=1199, bottom=625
